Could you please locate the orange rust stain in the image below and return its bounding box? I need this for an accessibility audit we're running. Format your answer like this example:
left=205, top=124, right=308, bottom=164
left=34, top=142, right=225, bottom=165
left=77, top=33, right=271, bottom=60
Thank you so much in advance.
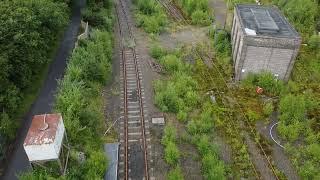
left=24, top=114, right=62, bottom=146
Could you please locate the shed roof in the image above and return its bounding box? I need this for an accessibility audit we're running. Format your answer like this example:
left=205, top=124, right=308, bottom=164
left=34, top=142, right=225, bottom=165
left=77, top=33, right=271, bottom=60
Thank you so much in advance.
left=24, top=114, right=62, bottom=146
left=235, top=4, right=300, bottom=38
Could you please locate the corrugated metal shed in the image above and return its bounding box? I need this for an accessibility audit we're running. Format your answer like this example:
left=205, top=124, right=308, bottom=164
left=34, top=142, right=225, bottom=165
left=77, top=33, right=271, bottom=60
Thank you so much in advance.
left=104, top=143, right=120, bottom=180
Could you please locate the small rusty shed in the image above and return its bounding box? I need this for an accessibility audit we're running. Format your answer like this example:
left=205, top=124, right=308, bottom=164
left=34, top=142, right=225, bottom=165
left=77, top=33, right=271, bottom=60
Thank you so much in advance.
left=231, top=4, right=301, bottom=81
left=23, top=114, right=65, bottom=162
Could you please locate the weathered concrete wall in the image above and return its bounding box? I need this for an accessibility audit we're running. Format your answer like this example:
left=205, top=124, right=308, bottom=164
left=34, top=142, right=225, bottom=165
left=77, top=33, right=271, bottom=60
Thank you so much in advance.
left=239, top=46, right=294, bottom=80
left=232, top=8, right=301, bottom=81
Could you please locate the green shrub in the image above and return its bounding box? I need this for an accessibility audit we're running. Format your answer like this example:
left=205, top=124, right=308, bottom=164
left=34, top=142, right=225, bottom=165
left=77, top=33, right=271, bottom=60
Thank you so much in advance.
left=214, top=31, right=231, bottom=56
left=0, top=0, right=68, bottom=150
left=308, top=35, right=320, bottom=50
left=278, top=120, right=303, bottom=142
left=176, top=0, right=212, bottom=26
left=154, top=70, right=198, bottom=114
left=177, top=110, right=188, bottom=121
left=263, top=102, right=274, bottom=117
left=242, top=72, right=285, bottom=96
left=164, top=141, right=180, bottom=166
left=0, top=112, right=16, bottom=141
left=83, top=0, right=114, bottom=30
left=167, top=166, right=184, bottom=180
left=277, top=94, right=307, bottom=141
left=298, top=160, right=320, bottom=179
left=162, top=124, right=177, bottom=146
left=306, top=144, right=320, bottom=162
left=134, top=0, right=167, bottom=33
left=191, top=10, right=211, bottom=26
left=54, top=30, right=112, bottom=178
left=83, top=150, right=108, bottom=179
left=279, top=94, right=306, bottom=124
left=274, top=0, right=318, bottom=36
left=246, top=110, right=261, bottom=122
left=160, top=54, right=184, bottom=73
left=202, top=153, right=226, bottom=180
left=150, top=44, right=167, bottom=59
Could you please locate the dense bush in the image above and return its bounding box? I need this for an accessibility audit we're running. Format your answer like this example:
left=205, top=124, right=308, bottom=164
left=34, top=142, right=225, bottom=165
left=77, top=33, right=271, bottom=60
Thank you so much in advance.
left=263, top=102, right=274, bottom=117
left=191, top=10, right=211, bottom=26
left=164, top=141, right=180, bottom=166
left=308, top=35, right=320, bottom=50
left=154, top=72, right=199, bottom=117
left=162, top=124, right=177, bottom=146
left=277, top=94, right=306, bottom=141
left=242, top=72, right=285, bottom=96
left=273, top=0, right=318, bottom=37
left=175, top=0, right=212, bottom=26
left=134, top=0, right=167, bottom=34
left=195, top=135, right=226, bottom=180
left=187, top=104, right=214, bottom=135
left=0, top=0, right=69, bottom=160
left=162, top=124, right=181, bottom=170
left=150, top=44, right=167, bottom=59
left=167, top=166, right=184, bottom=180
left=154, top=46, right=227, bottom=178
left=213, top=30, right=231, bottom=56
left=83, top=0, right=114, bottom=30
left=21, top=6, right=114, bottom=176
left=154, top=51, right=199, bottom=118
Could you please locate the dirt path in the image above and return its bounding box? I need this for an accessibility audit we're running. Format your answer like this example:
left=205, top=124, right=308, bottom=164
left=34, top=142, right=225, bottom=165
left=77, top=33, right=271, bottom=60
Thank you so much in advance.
left=209, top=0, right=228, bottom=28
left=2, top=1, right=85, bottom=179
left=256, top=113, right=299, bottom=180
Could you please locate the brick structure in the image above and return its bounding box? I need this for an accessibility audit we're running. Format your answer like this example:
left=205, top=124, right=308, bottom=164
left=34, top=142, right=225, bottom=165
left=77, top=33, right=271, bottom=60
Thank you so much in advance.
left=231, top=4, right=301, bottom=81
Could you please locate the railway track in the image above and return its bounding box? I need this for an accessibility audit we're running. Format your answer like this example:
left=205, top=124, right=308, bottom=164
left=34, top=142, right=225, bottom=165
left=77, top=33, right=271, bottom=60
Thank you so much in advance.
left=115, top=0, right=151, bottom=179
left=156, top=0, right=187, bottom=23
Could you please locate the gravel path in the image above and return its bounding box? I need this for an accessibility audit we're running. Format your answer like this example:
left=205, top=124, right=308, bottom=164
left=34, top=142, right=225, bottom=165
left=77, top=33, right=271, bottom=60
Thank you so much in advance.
left=209, top=0, right=228, bottom=28
left=2, top=1, right=84, bottom=179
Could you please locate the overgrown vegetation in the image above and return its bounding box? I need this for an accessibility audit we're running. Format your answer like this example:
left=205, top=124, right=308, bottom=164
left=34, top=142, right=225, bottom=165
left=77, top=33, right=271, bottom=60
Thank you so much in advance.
left=174, top=0, right=213, bottom=26
left=154, top=52, right=199, bottom=121
left=273, top=0, right=319, bottom=37
left=269, top=1, right=320, bottom=178
left=162, top=124, right=184, bottom=179
left=189, top=105, right=227, bottom=180
left=194, top=58, right=256, bottom=178
left=153, top=45, right=227, bottom=179
left=226, top=0, right=320, bottom=178
left=83, top=0, right=114, bottom=31
left=133, top=0, right=167, bottom=34
left=0, top=0, right=69, bottom=163
left=19, top=1, right=114, bottom=178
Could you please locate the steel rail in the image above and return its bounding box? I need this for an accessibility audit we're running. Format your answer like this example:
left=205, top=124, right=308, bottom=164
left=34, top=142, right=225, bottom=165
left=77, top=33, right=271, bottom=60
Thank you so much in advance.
left=116, top=0, right=150, bottom=179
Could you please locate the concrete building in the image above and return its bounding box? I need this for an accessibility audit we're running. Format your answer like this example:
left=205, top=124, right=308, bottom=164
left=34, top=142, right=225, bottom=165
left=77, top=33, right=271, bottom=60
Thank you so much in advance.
left=231, top=4, right=301, bottom=81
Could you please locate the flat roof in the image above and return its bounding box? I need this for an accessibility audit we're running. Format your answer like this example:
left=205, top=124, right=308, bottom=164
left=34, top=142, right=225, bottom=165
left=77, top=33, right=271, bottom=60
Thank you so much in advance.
left=24, top=114, right=63, bottom=146
left=235, top=4, right=300, bottom=38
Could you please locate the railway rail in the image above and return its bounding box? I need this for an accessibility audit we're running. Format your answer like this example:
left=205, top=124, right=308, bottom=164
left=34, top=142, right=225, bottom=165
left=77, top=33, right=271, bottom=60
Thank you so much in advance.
left=115, top=0, right=151, bottom=179
left=156, top=0, right=187, bottom=23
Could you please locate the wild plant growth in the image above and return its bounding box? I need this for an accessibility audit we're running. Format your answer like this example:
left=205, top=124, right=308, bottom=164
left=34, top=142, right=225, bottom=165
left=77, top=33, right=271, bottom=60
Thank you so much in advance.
left=20, top=2, right=114, bottom=178
left=134, top=0, right=167, bottom=34
left=174, top=0, right=213, bottom=26
left=162, top=124, right=184, bottom=179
